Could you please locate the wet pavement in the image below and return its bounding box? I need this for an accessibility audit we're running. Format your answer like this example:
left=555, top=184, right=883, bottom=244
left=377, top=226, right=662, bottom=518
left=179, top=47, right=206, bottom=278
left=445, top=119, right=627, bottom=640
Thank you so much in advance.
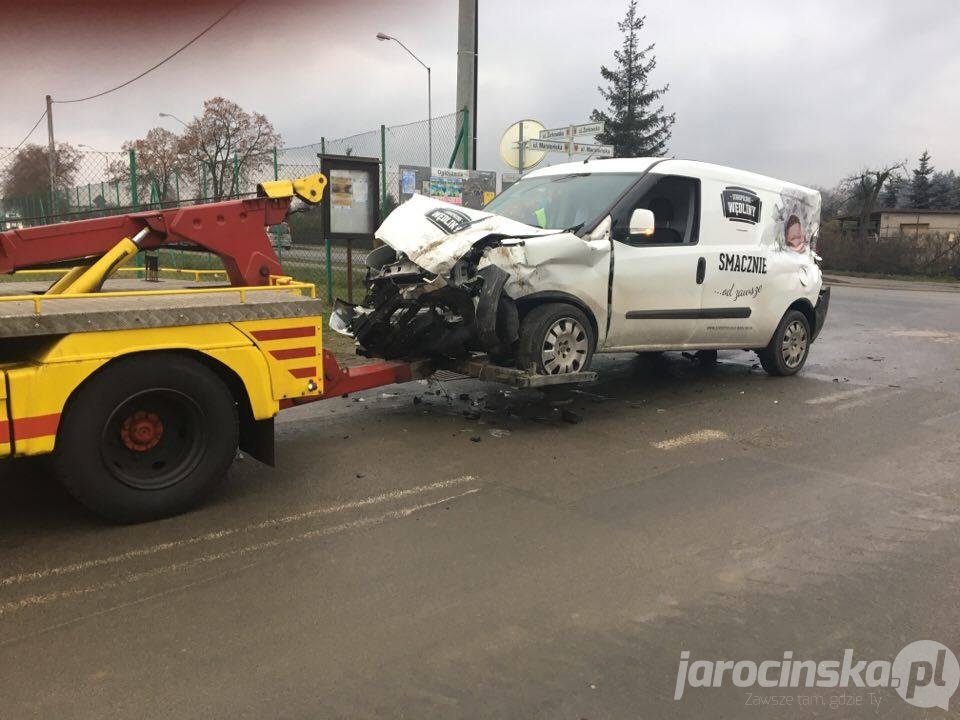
left=2, top=283, right=960, bottom=718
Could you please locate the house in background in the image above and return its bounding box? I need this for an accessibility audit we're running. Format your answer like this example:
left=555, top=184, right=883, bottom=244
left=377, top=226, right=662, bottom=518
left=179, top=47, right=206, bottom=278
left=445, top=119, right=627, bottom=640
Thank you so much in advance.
left=840, top=208, right=960, bottom=240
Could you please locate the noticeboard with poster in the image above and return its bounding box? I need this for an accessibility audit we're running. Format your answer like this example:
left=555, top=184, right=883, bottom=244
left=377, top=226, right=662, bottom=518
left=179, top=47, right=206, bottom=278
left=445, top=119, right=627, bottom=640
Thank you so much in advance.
left=426, top=168, right=498, bottom=209
left=318, top=154, right=380, bottom=242
left=399, top=165, right=430, bottom=202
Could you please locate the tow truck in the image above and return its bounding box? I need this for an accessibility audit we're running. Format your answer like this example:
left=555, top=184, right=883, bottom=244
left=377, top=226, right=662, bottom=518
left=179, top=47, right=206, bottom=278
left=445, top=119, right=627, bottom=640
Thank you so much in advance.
left=0, top=174, right=593, bottom=522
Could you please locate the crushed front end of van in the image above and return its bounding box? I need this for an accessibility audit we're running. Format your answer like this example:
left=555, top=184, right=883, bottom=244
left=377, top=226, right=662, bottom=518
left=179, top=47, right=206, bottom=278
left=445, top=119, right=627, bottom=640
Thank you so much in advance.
left=329, top=194, right=606, bottom=361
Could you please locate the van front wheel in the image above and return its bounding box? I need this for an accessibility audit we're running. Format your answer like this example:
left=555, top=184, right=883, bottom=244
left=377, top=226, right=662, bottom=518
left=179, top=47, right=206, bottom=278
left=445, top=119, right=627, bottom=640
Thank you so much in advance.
left=757, top=310, right=810, bottom=376
left=516, top=303, right=595, bottom=375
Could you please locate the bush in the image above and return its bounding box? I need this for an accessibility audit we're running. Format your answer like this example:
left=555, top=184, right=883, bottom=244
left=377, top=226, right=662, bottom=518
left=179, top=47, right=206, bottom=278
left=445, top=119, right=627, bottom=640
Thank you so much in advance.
left=818, top=222, right=960, bottom=277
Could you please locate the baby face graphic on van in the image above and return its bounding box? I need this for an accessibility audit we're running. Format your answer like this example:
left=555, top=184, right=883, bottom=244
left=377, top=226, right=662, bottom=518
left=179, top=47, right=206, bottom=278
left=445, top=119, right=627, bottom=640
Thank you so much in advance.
left=785, top=215, right=806, bottom=253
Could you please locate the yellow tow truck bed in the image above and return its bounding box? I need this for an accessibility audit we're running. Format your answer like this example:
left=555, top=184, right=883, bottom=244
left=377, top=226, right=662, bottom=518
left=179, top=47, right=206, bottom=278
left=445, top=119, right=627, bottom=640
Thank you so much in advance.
left=0, top=173, right=333, bottom=523
left=0, top=279, right=325, bottom=522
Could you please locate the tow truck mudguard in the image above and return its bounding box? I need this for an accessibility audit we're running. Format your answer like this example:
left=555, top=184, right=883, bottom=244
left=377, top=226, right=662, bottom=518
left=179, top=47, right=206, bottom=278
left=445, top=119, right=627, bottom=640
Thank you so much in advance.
left=813, top=286, right=830, bottom=342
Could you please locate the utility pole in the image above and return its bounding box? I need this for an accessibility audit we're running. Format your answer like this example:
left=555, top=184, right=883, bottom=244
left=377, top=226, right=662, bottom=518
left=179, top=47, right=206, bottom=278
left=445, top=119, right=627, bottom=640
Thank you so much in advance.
left=455, top=0, right=478, bottom=169
left=45, top=95, right=56, bottom=216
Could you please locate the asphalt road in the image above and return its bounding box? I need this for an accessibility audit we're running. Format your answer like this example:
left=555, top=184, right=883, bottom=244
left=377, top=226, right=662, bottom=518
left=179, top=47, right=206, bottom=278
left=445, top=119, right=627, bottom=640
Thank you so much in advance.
left=3, top=283, right=960, bottom=719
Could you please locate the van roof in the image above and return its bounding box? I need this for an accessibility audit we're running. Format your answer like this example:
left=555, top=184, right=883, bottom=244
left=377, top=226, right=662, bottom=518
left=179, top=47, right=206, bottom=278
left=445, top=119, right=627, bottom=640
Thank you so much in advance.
left=523, top=158, right=817, bottom=197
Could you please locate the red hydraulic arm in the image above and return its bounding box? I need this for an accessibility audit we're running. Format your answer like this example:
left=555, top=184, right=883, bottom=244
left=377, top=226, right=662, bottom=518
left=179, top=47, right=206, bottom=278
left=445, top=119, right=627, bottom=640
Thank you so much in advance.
left=0, top=175, right=326, bottom=286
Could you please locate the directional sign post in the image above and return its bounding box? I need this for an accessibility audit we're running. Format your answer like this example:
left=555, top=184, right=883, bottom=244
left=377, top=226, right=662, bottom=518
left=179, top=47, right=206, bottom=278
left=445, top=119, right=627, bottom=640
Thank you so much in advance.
left=571, top=142, right=614, bottom=158
left=529, top=121, right=613, bottom=161
left=525, top=139, right=571, bottom=153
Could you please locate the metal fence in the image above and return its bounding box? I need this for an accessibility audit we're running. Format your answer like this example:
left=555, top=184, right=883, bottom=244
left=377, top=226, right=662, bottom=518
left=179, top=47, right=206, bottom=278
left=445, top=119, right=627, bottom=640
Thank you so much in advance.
left=0, top=109, right=472, bottom=304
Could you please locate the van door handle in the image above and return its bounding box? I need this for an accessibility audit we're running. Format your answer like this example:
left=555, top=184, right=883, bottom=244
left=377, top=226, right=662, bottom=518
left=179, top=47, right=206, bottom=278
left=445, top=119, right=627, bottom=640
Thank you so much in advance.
left=696, top=257, right=706, bottom=285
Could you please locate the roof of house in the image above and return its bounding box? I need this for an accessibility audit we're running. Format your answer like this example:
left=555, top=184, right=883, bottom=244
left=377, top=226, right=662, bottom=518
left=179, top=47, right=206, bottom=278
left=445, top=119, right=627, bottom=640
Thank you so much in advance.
left=875, top=208, right=960, bottom=216
left=839, top=208, right=960, bottom=221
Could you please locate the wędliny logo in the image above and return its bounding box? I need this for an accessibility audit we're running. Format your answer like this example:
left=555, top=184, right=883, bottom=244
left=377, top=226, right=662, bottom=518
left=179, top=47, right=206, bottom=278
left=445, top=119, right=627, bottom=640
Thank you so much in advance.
left=675, top=641, right=960, bottom=710
left=425, top=207, right=473, bottom=235
left=721, top=186, right=762, bottom=225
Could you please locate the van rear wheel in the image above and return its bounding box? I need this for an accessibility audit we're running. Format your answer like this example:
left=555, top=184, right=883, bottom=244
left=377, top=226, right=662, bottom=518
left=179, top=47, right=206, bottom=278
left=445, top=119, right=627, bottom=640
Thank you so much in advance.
left=757, top=310, right=810, bottom=376
left=55, top=354, right=238, bottom=523
left=516, top=303, right=595, bottom=375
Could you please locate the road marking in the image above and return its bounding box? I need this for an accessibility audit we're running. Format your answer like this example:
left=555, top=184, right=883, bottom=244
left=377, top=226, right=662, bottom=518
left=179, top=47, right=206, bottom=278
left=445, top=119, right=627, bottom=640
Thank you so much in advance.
left=805, top=386, right=876, bottom=405
left=652, top=429, right=728, bottom=450
left=889, top=329, right=960, bottom=344
left=0, top=488, right=480, bottom=617
left=0, top=476, right=477, bottom=589
left=833, top=389, right=902, bottom=412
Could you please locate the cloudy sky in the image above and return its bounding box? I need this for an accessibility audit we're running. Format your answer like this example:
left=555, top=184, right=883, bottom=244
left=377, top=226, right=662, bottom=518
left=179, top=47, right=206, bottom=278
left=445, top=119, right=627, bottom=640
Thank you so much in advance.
left=2, top=0, right=959, bottom=187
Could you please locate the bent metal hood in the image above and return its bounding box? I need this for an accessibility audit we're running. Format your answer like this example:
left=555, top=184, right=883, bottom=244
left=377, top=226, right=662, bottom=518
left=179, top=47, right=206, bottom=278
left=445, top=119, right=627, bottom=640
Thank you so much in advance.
left=375, top=194, right=560, bottom=276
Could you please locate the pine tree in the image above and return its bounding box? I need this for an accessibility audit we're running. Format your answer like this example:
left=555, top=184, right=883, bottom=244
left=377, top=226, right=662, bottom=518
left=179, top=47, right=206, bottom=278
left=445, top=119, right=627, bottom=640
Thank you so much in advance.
left=591, top=1, right=675, bottom=157
left=928, top=170, right=958, bottom=209
left=909, top=150, right=934, bottom=208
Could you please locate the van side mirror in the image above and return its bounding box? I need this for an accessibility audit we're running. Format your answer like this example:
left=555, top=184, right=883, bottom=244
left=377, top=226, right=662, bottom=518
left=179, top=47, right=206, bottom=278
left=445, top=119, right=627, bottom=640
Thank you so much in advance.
left=629, top=208, right=656, bottom=237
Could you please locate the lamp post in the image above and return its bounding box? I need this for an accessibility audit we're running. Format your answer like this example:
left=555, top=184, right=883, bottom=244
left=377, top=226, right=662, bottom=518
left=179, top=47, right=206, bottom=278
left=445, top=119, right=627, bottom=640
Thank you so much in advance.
left=77, top=143, right=110, bottom=162
left=159, top=112, right=205, bottom=201
left=376, top=32, right=431, bottom=170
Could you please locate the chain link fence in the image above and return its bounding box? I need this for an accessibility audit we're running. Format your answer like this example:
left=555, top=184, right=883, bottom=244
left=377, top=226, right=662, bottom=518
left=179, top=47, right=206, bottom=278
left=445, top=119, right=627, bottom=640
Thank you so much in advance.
left=0, top=109, right=484, bottom=303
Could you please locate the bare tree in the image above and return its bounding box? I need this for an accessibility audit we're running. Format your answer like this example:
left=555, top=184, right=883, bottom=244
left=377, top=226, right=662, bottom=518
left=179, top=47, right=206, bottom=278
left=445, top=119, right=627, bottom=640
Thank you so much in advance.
left=2, top=143, right=80, bottom=215
left=109, top=127, right=186, bottom=205
left=842, top=163, right=905, bottom=246
left=178, top=97, right=281, bottom=201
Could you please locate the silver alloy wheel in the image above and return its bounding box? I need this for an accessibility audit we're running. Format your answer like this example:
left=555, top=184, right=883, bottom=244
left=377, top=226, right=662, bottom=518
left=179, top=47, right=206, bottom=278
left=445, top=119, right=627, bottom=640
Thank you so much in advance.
left=781, top=319, right=808, bottom=369
left=541, top=317, right=589, bottom=374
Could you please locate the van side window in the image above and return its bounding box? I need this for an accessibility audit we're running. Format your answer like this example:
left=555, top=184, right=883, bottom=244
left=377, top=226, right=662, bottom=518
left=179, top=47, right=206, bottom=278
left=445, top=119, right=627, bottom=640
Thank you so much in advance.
left=622, top=175, right=700, bottom=245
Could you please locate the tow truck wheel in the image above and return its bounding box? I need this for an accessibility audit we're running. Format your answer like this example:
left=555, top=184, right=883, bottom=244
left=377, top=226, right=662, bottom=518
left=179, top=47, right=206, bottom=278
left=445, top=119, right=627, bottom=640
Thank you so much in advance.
left=55, top=354, right=238, bottom=523
left=516, top=303, right=595, bottom=375
left=757, top=310, right=811, bottom=376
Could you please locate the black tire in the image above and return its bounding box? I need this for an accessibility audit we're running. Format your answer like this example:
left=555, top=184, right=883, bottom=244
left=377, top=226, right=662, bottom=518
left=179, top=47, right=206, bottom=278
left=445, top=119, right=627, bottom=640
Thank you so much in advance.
left=55, top=354, right=238, bottom=523
left=757, top=310, right=811, bottom=376
left=515, top=303, right=595, bottom=375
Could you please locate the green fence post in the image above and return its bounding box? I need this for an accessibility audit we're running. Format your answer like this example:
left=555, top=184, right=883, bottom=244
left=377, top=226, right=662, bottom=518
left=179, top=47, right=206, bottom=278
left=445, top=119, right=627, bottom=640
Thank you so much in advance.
left=273, top=146, right=279, bottom=181
left=129, top=149, right=142, bottom=276
left=232, top=154, right=239, bottom=197
left=175, top=169, right=181, bottom=205
left=325, top=239, right=333, bottom=305
left=129, top=149, right=139, bottom=211
left=462, top=105, right=469, bottom=169
left=380, top=124, right=387, bottom=221
left=447, top=129, right=463, bottom=169
left=321, top=137, right=326, bottom=156
left=100, top=181, right=105, bottom=208
left=115, top=181, right=120, bottom=207
left=75, top=186, right=80, bottom=211
left=201, top=164, right=208, bottom=201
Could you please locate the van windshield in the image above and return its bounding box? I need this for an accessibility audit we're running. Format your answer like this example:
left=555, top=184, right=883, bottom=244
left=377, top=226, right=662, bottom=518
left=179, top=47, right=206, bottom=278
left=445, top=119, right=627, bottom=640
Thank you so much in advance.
left=484, top=173, right=641, bottom=231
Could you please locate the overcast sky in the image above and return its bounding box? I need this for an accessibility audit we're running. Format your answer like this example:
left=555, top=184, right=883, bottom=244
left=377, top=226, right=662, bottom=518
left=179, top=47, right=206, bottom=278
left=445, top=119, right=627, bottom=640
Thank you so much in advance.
left=3, top=0, right=959, bottom=187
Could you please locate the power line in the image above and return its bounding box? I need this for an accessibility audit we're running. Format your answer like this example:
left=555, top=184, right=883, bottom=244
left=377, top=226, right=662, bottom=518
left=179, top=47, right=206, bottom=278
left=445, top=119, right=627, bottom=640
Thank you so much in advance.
left=54, top=0, right=246, bottom=104
left=0, top=110, right=48, bottom=161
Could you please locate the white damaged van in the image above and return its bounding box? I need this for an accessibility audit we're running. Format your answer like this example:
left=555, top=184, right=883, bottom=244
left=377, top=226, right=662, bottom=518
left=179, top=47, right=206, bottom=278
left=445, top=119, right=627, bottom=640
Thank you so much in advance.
left=333, top=158, right=830, bottom=377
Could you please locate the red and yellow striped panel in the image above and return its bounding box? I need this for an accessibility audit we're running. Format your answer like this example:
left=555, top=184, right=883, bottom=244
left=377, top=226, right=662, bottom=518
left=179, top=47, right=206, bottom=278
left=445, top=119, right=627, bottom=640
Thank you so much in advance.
left=236, top=318, right=323, bottom=400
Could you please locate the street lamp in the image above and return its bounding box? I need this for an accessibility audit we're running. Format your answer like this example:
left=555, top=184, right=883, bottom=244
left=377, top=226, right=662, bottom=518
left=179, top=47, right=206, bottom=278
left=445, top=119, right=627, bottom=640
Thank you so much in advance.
left=159, top=112, right=205, bottom=201
left=158, top=111, right=188, bottom=128
left=77, top=143, right=109, bottom=160
left=376, top=32, right=432, bottom=170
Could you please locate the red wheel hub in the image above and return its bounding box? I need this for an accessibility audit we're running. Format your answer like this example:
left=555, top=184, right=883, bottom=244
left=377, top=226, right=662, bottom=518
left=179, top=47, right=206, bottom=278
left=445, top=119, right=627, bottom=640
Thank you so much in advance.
left=120, top=410, right=164, bottom=452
